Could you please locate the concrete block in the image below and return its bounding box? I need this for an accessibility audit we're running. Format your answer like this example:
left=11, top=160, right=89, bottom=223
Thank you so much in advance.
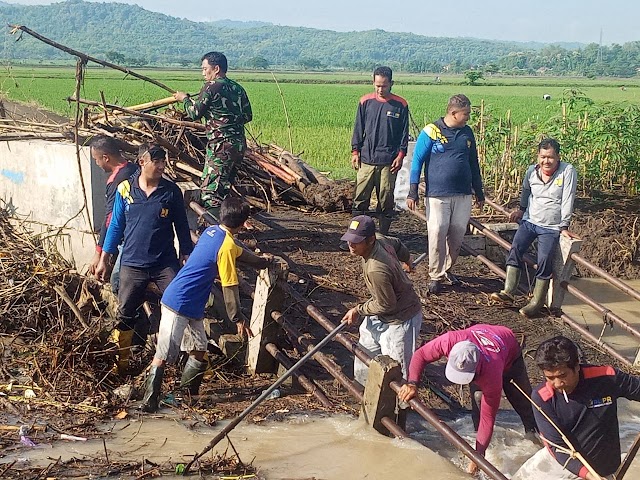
left=360, top=355, right=404, bottom=436
left=549, top=236, right=583, bottom=311
left=218, top=333, right=246, bottom=364
left=246, top=266, right=287, bottom=375
left=461, top=234, right=486, bottom=256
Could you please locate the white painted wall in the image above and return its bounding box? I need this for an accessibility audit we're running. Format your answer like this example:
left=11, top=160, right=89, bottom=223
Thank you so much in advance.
left=0, top=140, right=106, bottom=270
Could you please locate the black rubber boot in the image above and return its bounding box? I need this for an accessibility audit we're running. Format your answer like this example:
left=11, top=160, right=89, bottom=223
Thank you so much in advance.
left=378, top=215, right=392, bottom=235
left=490, top=266, right=521, bottom=303
left=519, top=278, right=550, bottom=318
left=140, top=365, right=164, bottom=413
left=179, top=357, right=207, bottom=396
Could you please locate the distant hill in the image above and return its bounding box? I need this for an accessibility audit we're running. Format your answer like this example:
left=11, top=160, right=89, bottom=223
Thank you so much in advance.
left=0, top=0, right=638, bottom=76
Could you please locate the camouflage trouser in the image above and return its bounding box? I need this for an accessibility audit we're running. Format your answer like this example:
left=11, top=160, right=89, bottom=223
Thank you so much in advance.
left=200, top=139, right=246, bottom=209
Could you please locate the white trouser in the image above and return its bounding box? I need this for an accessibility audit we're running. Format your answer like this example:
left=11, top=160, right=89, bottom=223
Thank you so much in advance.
left=353, top=311, right=423, bottom=386
left=513, top=447, right=615, bottom=480
left=425, top=195, right=472, bottom=281
left=155, top=305, right=208, bottom=364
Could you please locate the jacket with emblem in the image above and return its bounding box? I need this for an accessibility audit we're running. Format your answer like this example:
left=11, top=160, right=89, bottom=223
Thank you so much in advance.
left=532, top=365, right=640, bottom=477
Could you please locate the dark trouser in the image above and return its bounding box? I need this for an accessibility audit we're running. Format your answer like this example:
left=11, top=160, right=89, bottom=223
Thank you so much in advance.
left=471, top=354, right=538, bottom=433
left=352, top=163, right=397, bottom=219
left=506, top=220, right=560, bottom=280
left=116, top=264, right=177, bottom=332
left=200, top=139, right=245, bottom=210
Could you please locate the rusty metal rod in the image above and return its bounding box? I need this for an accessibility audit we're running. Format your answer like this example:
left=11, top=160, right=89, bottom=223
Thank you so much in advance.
left=271, top=311, right=407, bottom=438
left=283, top=285, right=373, bottom=366
left=485, top=197, right=640, bottom=304
left=557, top=312, right=632, bottom=367
left=389, top=380, right=509, bottom=480
left=183, top=321, right=347, bottom=474
left=271, top=311, right=364, bottom=400
left=561, top=281, right=640, bottom=343
left=282, top=283, right=506, bottom=478
left=264, top=342, right=333, bottom=408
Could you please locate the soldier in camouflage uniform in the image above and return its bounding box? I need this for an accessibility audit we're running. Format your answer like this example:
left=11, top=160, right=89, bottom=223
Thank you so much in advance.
left=174, top=52, right=252, bottom=214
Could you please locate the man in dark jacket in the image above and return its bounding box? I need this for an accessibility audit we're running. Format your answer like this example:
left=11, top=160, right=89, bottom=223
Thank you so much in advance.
left=530, top=336, right=640, bottom=479
left=350, top=66, right=409, bottom=237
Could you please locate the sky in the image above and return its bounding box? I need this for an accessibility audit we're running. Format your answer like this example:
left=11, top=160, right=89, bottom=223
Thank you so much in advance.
left=5, top=0, right=639, bottom=45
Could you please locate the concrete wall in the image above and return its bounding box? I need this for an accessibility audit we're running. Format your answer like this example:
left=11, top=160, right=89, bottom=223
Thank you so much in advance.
left=0, top=140, right=106, bottom=270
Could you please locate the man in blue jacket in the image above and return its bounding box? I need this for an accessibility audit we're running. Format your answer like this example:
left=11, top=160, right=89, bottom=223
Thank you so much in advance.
left=406, top=94, right=484, bottom=294
left=95, top=144, right=193, bottom=374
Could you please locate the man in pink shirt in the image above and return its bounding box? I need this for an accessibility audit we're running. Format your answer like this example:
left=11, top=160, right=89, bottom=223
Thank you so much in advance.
left=398, top=324, right=537, bottom=475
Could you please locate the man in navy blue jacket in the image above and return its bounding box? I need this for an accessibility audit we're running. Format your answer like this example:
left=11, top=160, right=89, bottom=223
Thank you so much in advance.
left=350, top=66, right=409, bottom=237
left=406, top=94, right=484, bottom=294
left=531, top=336, right=640, bottom=479
left=95, top=144, right=193, bottom=374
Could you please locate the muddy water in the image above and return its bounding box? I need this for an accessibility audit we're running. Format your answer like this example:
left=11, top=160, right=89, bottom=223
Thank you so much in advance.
left=3, top=413, right=463, bottom=479
left=562, top=278, right=640, bottom=360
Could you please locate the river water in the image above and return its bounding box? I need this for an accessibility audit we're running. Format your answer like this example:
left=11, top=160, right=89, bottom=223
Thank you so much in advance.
left=4, top=278, right=640, bottom=479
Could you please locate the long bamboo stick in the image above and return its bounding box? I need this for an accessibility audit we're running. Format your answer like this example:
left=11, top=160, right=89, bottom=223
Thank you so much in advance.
left=9, top=25, right=176, bottom=93
left=67, top=96, right=205, bottom=130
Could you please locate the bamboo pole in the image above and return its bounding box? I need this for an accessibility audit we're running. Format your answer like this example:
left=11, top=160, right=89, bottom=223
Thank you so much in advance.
left=9, top=25, right=176, bottom=93
left=66, top=96, right=205, bottom=130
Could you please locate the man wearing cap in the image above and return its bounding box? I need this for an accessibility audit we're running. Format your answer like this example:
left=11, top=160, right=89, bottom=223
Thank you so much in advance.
left=95, top=143, right=193, bottom=374
left=398, top=324, right=537, bottom=475
left=340, top=215, right=423, bottom=385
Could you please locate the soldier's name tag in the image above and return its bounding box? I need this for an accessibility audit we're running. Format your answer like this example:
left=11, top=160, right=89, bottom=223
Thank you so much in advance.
left=386, top=111, right=400, bottom=118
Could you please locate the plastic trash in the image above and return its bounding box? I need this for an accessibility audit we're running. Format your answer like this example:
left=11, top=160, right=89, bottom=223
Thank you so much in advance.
left=262, top=388, right=281, bottom=400
left=18, top=425, right=36, bottom=447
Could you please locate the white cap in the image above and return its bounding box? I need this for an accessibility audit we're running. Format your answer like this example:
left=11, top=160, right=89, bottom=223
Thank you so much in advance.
left=445, top=340, right=479, bottom=385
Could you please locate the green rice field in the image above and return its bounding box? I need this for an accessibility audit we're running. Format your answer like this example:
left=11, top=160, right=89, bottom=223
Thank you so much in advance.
left=2, top=66, right=639, bottom=179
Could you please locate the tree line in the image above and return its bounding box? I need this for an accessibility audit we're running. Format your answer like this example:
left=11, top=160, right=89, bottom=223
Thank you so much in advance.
left=0, top=0, right=638, bottom=77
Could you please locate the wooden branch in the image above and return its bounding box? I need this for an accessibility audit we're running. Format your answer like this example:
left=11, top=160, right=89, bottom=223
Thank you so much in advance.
left=67, top=96, right=205, bottom=131
left=52, top=285, right=90, bottom=330
left=9, top=25, right=176, bottom=93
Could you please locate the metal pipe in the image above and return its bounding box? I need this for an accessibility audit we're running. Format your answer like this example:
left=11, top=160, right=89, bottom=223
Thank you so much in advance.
left=264, top=343, right=334, bottom=408
left=485, top=197, right=640, bottom=305
left=271, top=310, right=407, bottom=439
left=558, top=312, right=632, bottom=367
left=561, top=281, right=640, bottom=343
left=389, top=380, right=509, bottom=480
left=271, top=311, right=364, bottom=400
left=184, top=322, right=348, bottom=474
left=282, top=285, right=506, bottom=475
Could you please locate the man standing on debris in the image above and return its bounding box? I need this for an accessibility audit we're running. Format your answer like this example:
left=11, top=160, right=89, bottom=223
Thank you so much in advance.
left=95, top=144, right=193, bottom=375
left=527, top=335, right=640, bottom=479
left=140, top=197, right=272, bottom=412
left=340, top=215, right=422, bottom=385
left=348, top=65, right=409, bottom=239
left=173, top=51, right=252, bottom=217
left=406, top=94, right=485, bottom=294
left=88, top=135, right=139, bottom=291
left=397, top=324, right=538, bottom=476
left=490, top=138, right=577, bottom=317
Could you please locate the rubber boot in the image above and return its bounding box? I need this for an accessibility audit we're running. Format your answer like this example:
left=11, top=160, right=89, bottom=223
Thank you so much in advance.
left=519, top=278, right=550, bottom=318
left=490, top=266, right=521, bottom=303
left=109, top=328, right=134, bottom=375
left=179, top=357, right=207, bottom=396
left=378, top=215, right=392, bottom=235
left=140, top=365, right=165, bottom=413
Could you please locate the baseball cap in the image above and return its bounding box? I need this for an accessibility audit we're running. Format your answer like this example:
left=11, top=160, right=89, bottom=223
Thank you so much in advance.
left=445, top=340, right=479, bottom=385
left=341, top=215, right=376, bottom=244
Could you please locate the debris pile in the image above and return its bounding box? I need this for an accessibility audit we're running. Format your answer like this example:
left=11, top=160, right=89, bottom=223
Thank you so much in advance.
left=0, top=206, right=116, bottom=413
